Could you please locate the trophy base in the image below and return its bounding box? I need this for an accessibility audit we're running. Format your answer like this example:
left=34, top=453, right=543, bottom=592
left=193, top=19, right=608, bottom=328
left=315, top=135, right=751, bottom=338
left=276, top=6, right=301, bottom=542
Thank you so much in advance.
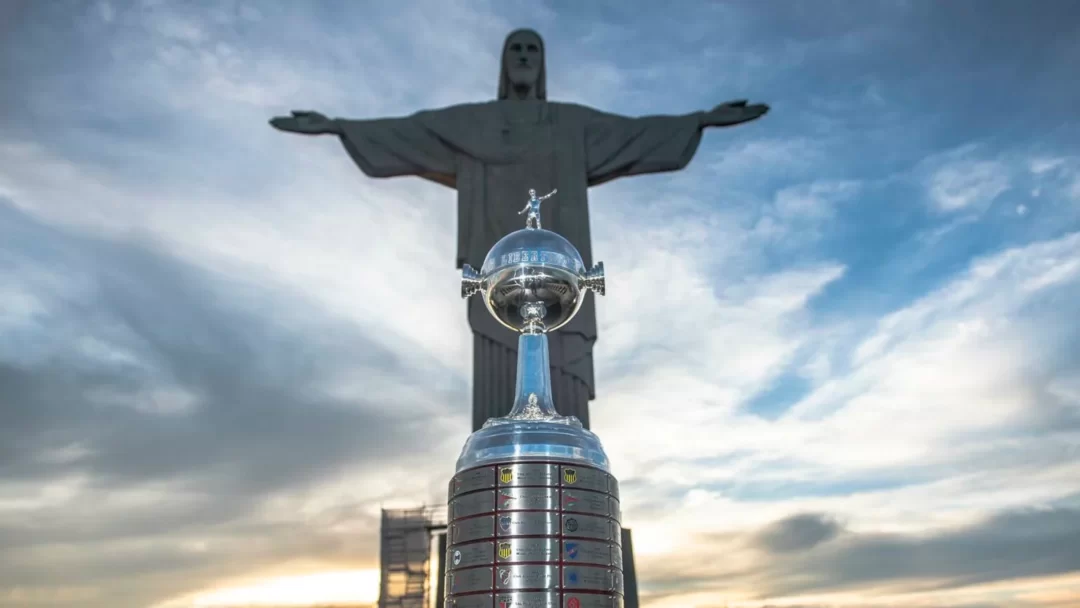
left=446, top=459, right=624, bottom=608
left=455, top=420, right=611, bottom=473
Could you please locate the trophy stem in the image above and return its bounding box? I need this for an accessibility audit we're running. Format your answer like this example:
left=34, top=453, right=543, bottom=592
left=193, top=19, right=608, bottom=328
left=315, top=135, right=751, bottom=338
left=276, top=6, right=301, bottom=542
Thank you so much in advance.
left=506, top=332, right=559, bottom=419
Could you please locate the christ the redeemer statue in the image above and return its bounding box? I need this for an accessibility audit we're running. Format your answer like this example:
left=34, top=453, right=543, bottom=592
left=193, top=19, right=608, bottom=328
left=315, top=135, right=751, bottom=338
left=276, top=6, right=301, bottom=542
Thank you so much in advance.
left=271, top=29, right=768, bottom=432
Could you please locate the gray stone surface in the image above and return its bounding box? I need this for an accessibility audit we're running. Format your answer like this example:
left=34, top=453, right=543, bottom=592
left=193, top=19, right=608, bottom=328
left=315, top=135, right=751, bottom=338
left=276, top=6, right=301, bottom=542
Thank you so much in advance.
left=270, top=29, right=768, bottom=431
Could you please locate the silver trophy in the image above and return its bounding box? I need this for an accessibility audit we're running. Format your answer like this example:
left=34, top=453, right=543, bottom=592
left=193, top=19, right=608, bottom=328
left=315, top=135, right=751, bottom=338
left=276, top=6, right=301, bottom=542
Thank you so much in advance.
left=446, top=189, right=622, bottom=608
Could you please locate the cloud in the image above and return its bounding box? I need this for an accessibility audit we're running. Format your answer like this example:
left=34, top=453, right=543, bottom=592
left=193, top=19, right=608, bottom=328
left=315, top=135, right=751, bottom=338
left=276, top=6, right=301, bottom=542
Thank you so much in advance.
left=755, top=513, right=844, bottom=553
left=926, top=153, right=1010, bottom=213
left=1030, top=157, right=1067, bottom=175
left=0, top=201, right=465, bottom=607
left=2, top=1, right=1080, bottom=607
left=590, top=204, right=1080, bottom=488
left=586, top=228, right=1080, bottom=604
left=785, top=231, right=1080, bottom=471
left=634, top=506, right=1080, bottom=606
left=762, top=506, right=1080, bottom=597
left=708, top=138, right=825, bottom=183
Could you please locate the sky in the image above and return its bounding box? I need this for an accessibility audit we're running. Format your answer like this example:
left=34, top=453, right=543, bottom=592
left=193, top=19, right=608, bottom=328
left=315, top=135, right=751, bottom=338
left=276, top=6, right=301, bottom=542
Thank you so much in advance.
left=1, top=0, right=1079, bottom=607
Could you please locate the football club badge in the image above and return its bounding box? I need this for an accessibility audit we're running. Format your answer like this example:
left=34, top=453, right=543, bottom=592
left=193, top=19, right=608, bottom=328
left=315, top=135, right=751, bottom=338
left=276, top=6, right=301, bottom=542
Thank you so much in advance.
left=567, top=570, right=579, bottom=585
left=499, top=515, right=512, bottom=533
left=563, top=492, right=579, bottom=509
left=498, top=596, right=513, bottom=608
left=567, top=598, right=581, bottom=608
left=498, top=542, right=513, bottom=559
left=563, top=468, right=578, bottom=484
left=452, top=550, right=462, bottom=566
left=498, top=567, right=512, bottom=586
left=500, top=467, right=514, bottom=483
left=565, top=517, right=579, bottom=533
left=565, top=542, right=579, bottom=560
left=499, top=490, right=515, bottom=509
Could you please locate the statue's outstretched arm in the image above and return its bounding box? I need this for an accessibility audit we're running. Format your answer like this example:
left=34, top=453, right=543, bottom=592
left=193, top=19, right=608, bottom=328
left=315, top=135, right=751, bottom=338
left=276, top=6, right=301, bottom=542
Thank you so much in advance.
left=270, top=107, right=458, bottom=185
left=583, top=100, right=767, bottom=187
left=699, top=100, right=769, bottom=128
left=269, top=110, right=341, bottom=135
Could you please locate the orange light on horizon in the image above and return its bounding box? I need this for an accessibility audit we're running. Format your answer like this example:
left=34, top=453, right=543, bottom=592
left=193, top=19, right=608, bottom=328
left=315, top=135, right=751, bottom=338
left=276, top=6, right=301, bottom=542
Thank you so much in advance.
left=189, top=568, right=380, bottom=607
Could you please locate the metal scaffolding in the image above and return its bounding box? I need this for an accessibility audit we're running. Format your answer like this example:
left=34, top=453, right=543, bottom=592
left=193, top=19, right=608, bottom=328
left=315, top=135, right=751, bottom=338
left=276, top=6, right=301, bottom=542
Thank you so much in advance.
left=377, top=507, right=446, bottom=608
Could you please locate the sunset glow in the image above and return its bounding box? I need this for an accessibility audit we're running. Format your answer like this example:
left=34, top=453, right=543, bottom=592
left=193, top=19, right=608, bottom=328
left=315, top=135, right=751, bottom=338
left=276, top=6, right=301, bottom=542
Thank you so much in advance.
left=187, top=569, right=379, bottom=607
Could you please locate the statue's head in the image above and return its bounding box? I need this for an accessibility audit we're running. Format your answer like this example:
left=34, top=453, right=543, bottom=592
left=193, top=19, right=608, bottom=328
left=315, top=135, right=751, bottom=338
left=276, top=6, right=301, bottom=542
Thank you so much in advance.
left=498, top=28, right=546, bottom=100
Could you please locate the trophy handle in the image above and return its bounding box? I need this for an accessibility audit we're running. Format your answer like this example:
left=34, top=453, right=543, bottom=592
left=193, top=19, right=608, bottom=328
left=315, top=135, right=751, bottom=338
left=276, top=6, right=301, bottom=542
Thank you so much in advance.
left=584, top=261, right=605, bottom=296
left=461, top=264, right=482, bottom=299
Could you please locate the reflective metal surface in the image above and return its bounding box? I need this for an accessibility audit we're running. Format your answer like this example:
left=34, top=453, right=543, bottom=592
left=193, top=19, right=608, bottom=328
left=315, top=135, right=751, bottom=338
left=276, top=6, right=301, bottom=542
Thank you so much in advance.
left=452, top=515, right=495, bottom=543
left=448, top=566, right=494, bottom=594
left=447, top=595, right=493, bottom=608
left=498, top=487, right=559, bottom=511
left=481, top=264, right=584, bottom=334
left=497, top=591, right=560, bottom=608
left=562, top=489, right=613, bottom=517
left=498, top=463, right=559, bottom=486
left=562, top=513, right=621, bottom=543
left=562, top=540, right=618, bottom=566
left=497, top=511, right=560, bottom=537
left=462, top=189, right=604, bottom=335
left=448, top=541, right=494, bottom=569
left=495, top=538, right=559, bottom=563
left=560, top=466, right=609, bottom=493
left=495, top=564, right=559, bottom=590
left=518, top=188, right=558, bottom=230
left=451, top=466, right=496, bottom=497
left=452, top=489, right=496, bottom=518
left=446, top=461, right=623, bottom=606
left=610, top=542, right=624, bottom=570
left=563, top=594, right=625, bottom=608
left=454, top=191, right=611, bottom=472
left=446, top=189, right=623, bottom=606
left=562, top=565, right=617, bottom=592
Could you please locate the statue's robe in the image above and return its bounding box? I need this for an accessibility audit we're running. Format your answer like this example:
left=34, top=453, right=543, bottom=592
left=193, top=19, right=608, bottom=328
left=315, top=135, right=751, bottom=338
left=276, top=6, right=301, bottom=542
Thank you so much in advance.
left=337, top=100, right=703, bottom=431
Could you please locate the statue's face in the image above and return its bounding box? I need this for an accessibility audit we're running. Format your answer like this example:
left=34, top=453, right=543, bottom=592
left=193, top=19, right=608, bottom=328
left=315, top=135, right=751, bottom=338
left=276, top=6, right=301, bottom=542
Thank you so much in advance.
left=504, top=30, right=542, bottom=89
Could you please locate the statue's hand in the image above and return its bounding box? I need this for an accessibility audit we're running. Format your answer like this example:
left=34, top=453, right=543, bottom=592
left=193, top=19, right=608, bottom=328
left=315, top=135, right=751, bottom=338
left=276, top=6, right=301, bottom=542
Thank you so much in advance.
left=702, top=100, right=769, bottom=127
left=269, top=110, right=340, bottom=135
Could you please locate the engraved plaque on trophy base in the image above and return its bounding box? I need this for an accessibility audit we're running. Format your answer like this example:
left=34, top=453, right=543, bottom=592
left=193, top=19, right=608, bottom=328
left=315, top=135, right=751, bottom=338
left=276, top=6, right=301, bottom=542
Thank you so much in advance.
left=447, top=462, right=623, bottom=607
